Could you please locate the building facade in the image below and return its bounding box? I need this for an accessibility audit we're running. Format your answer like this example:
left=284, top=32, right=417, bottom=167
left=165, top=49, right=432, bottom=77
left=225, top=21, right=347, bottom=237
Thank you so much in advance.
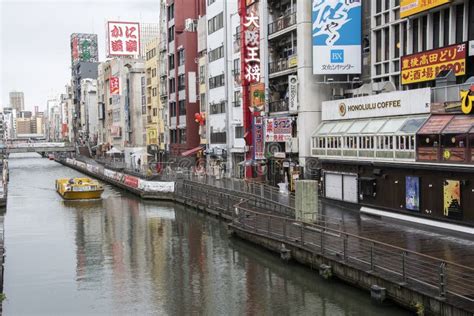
left=9, top=91, right=24, bottom=113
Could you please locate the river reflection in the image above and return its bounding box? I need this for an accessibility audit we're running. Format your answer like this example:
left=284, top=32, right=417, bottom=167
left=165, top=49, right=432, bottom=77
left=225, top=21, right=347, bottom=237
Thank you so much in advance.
left=3, top=154, right=408, bottom=315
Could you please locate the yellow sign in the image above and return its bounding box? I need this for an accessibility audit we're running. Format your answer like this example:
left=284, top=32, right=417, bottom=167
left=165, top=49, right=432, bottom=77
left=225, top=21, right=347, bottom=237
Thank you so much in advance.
left=461, top=90, right=474, bottom=114
left=443, top=149, right=451, bottom=160
left=288, top=55, right=298, bottom=68
left=400, top=0, right=451, bottom=18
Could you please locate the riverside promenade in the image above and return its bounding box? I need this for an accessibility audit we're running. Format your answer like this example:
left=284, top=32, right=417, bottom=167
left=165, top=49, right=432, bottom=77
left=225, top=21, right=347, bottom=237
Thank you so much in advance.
left=58, top=156, right=474, bottom=315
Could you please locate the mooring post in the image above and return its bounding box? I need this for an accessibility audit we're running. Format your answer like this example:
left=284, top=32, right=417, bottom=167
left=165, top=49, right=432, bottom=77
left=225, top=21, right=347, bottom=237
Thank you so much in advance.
left=439, top=262, right=446, bottom=298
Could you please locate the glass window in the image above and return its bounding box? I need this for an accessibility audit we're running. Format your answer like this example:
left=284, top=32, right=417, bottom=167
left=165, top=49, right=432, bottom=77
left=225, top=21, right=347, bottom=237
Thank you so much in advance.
left=456, top=4, right=464, bottom=44
left=178, top=49, right=185, bottom=66
left=433, top=11, right=440, bottom=49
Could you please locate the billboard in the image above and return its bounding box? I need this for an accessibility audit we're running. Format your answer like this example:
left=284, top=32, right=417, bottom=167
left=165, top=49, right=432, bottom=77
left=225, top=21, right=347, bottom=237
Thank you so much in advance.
left=265, top=118, right=293, bottom=142
left=400, top=0, right=450, bottom=18
left=242, top=5, right=261, bottom=85
left=107, top=21, right=140, bottom=57
left=110, top=77, right=120, bottom=95
left=443, top=179, right=462, bottom=219
left=405, top=176, right=420, bottom=211
left=312, top=0, right=362, bottom=75
left=401, top=43, right=466, bottom=85
left=70, top=33, right=98, bottom=65
left=322, top=88, right=431, bottom=121
left=250, top=83, right=265, bottom=112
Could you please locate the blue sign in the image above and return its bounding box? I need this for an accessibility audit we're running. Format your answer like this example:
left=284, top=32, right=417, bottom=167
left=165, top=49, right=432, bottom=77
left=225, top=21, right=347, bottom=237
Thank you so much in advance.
left=312, top=0, right=362, bottom=74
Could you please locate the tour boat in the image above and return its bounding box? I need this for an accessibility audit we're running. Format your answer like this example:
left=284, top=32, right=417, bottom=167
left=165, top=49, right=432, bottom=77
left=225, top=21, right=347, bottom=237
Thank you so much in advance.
left=56, top=177, right=104, bottom=200
left=48, top=154, right=55, bottom=160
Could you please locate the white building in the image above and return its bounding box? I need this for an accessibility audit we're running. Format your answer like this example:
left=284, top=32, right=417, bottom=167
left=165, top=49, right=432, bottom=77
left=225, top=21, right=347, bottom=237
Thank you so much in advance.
left=80, top=79, right=99, bottom=143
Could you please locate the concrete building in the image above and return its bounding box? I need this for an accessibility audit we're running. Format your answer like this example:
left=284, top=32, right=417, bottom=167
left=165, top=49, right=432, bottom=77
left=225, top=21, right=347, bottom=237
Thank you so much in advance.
left=3, top=108, right=17, bottom=140
left=145, top=38, right=160, bottom=163
left=9, top=91, right=24, bottom=113
left=310, top=0, right=474, bottom=226
left=16, top=118, right=32, bottom=134
left=140, top=23, right=161, bottom=58
left=71, top=61, right=99, bottom=142
left=158, top=0, right=169, bottom=159
left=167, top=0, right=206, bottom=158
left=80, top=79, right=99, bottom=143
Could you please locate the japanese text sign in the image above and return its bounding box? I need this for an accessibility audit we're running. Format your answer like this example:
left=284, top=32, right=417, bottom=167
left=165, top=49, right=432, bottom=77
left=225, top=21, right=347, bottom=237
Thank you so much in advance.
left=253, top=117, right=264, bottom=160
left=71, top=33, right=98, bottom=65
left=401, top=43, right=466, bottom=85
left=110, top=77, right=120, bottom=95
left=312, top=0, right=362, bottom=75
left=107, top=21, right=140, bottom=57
left=242, top=9, right=261, bottom=84
left=265, top=118, right=293, bottom=142
left=400, top=0, right=450, bottom=18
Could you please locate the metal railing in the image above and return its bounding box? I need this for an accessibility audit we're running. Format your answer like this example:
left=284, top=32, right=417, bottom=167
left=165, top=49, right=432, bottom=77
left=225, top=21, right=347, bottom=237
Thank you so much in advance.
left=268, top=11, right=296, bottom=36
left=269, top=100, right=289, bottom=113
left=268, top=55, right=297, bottom=75
left=431, top=83, right=471, bottom=103
left=232, top=200, right=474, bottom=306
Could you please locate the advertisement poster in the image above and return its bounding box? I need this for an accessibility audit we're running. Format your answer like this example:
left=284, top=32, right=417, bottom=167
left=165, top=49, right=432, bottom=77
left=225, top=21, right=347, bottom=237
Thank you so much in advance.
left=250, top=83, right=265, bottom=112
left=401, top=43, right=466, bottom=85
left=110, top=77, right=120, bottom=95
left=312, top=0, right=362, bottom=74
left=405, top=176, right=420, bottom=211
left=443, top=180, right=462, bottom=218
left=265, top=118, right=293, bottom=142
left=70, top=33, right=98, bottom=65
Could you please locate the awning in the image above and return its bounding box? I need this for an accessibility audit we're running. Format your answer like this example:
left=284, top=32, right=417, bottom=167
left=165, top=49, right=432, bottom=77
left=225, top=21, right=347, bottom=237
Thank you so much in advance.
left=181, top=146, right=204, bottom=157
left=442, top=115, right=474, bottom=134
left=418, top=115, right=454, bottom=134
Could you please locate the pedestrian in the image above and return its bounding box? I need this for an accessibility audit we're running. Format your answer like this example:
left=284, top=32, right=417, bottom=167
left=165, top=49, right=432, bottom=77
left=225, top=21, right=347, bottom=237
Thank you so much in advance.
left=137, top=157, right=141, bottom=172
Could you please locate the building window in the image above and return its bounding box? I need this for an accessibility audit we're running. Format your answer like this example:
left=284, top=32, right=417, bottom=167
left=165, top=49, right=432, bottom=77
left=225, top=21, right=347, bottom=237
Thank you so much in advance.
left=152, top=88, right=157, bottom=97
left=209, top=74, right=225, bottom=89
left=211, top=132, right=226, bottom=144
left=433, top=11, right=440, bottom=49
left=233, top=91, right=241, bottom=107
left=169, top=54, right=175, bottom=70
left=168, top=26, right=175, bottom=42
left=169, top=102, right=176, bottom=117
left=443, top=9, right=450, bottom=46
left=233, top=58, right=240, bottom=75
left=235, top=126, right=243, bottom=138
left=179, top=129, right=186, bottom=144
left=179, top=100, right=186, bottom=115
left=455, top=4, right=464, bottom=44
left=168, top=3, right=174, bottom=21
left=208, top=45, right=224, bottom=63
left=169, top=78, right=175, bottom=93
left=170, top=130, right=177, bottom=143
left=208, top=12, right=223, bottom=35
left=178, top=74, right=186, bottom=91
left=178, top=49, right=185, bottom=66
left=412, top=19, right=419, bottom=53
left=152, top=68, right=156, bottom=77
left=199, top=65, right=205, bottom=84
left=207, top=0, right=216, bottom=5
left=210, top=101, right=225, bottom=114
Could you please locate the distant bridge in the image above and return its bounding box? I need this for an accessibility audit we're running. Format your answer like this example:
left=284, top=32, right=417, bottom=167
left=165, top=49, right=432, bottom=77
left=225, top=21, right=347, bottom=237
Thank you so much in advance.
left=0, top=142, right=75, bottom=154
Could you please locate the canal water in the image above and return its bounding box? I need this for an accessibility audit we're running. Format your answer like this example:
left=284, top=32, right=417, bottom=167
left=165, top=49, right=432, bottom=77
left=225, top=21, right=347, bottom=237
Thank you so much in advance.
left=3, top=154, right=409, bottom=315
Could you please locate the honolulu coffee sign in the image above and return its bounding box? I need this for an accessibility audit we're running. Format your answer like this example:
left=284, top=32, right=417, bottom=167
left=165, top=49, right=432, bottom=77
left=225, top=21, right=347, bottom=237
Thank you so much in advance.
left=322, top=88, right=431, bottom=121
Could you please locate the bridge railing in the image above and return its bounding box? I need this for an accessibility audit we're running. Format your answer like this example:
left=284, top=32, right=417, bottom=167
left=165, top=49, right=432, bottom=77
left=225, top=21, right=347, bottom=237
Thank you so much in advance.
left=232, top=200, right=474, bottom=307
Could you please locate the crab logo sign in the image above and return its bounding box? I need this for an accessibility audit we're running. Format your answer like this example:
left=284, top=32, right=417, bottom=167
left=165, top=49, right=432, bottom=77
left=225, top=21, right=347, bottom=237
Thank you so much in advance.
left=107, top=21, right=140, bottom=57
left=312, top=0, right=362, bottom=75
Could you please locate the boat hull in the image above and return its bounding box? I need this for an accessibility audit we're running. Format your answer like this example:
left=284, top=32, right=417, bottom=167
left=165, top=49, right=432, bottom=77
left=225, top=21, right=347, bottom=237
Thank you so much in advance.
left=60, top=190, right=104, bottom=200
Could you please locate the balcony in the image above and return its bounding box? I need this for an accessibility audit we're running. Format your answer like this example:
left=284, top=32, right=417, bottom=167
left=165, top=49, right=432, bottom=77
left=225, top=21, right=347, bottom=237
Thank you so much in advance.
left=269, top=100, right=289, bottom=113
left=268, top=55, right=297, bottom=77
left=147, top=78, right=152, bottom=86
left=268, top=11, right=296, bottom=37
left=147, top=96, right=152, bottom=104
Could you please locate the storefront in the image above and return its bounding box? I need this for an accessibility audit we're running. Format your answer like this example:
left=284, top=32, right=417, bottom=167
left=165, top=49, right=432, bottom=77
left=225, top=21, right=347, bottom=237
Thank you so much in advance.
left=309, top=88, right=474, bottom=226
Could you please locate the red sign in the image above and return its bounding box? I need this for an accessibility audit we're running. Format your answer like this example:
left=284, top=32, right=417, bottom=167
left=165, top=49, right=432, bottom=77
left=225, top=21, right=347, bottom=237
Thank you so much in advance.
left=107, top=21, right=140, bottom=57
left=110, top=77, right=120, bottom=95
left=124, top=175, right=139, bottom=188
left=401, top=43, right=466, bottom=85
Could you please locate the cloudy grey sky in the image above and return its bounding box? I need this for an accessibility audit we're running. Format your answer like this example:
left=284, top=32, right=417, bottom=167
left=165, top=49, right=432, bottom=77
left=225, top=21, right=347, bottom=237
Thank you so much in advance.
left=0, top=0, right=158, bottom=111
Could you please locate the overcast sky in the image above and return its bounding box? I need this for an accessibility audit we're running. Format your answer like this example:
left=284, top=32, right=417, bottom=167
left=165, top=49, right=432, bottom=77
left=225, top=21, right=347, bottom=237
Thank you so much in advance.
left=0, top=0, right=159, bottom=112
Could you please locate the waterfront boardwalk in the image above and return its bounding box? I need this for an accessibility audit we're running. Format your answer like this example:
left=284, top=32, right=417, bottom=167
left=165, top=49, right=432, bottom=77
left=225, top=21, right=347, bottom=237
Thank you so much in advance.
left=59, top=157, right=474, bottom=314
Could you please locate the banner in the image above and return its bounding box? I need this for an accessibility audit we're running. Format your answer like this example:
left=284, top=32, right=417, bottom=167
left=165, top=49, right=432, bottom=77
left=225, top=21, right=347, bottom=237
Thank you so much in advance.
left=265, top=117, right=293, bottom=142
left=250, top=83, right=265, bottom=112
left=124, top=175, right=139, bottom=188
left=104, top=169, right=116, bottom=178
left=401, top=43, right=466, bottom=85
left=443, top=179, right=462, bottom=219
left=401, top=0, right=450, bottom=18
left=139, top=180, right=175, bottom=193
left=312, top=0, right=361, bottom=74
left=253, top=117, right=264, bottom=160
left=405, top=176, right=420, bottom=211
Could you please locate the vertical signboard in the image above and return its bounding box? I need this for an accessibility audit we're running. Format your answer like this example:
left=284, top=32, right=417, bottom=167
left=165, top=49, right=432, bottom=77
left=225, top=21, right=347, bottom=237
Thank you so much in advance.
left=312, top=0, right=362, bottom=75
left=242, top=5, right=261, bottom=86
left=107, top=21, right=140, bottom=57
left=288, top=75, right=298, bottom=113
left=70, top=33, right=98, bottom=66
left=110, top=77, right=120, bottom=95
left=253, top=117, right=264, bottom=160
left=250, top=83, right=265, bottom=112
left=443, top=180, right=462, bottom=219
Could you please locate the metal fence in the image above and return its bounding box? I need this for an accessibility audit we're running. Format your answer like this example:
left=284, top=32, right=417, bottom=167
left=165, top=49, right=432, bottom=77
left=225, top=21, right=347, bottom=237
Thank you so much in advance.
left=232, top=200, right=474, bottom=307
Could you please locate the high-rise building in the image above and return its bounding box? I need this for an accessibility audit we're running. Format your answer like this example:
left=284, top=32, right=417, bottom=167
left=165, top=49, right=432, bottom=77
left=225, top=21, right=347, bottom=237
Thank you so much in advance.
left=145, top=38, right=160, bottom=164
left=9, top=91, right=24, bottom=113
left=167, top=0, right=206, bottom=158
left=140, top=23, right=160, bottom=58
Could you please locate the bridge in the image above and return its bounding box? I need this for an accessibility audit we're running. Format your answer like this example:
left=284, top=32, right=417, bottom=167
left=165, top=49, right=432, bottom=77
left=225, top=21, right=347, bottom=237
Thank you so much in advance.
left=0, top=142, right=75, bottom=154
